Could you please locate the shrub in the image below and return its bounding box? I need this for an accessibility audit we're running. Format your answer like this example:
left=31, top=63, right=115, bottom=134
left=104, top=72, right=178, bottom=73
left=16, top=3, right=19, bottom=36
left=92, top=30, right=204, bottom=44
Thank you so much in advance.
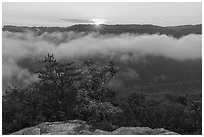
left=74, top=59, right=123, bottom=130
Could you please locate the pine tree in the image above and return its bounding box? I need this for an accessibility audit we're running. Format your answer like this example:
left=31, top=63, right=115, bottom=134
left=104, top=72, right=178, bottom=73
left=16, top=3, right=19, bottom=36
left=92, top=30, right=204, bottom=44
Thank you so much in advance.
left=36, top=53, right=82, bottom=121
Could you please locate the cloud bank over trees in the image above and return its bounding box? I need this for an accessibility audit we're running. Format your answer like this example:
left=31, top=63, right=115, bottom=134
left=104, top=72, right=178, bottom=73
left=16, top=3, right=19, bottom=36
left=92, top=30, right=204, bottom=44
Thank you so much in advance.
left=2, top=31, right=202, bottom=90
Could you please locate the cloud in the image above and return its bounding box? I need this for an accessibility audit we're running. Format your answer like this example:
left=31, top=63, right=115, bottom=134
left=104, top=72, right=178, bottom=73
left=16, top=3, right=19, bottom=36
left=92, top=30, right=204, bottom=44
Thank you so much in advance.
left=61, top=18, right=94, bottom=24
left=2, top=31, right=202, bottom=90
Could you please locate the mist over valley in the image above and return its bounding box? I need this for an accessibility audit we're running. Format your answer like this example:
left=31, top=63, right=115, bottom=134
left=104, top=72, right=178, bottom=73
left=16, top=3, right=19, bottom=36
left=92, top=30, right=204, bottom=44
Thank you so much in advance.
left=2, top=25, right=202, bottom=97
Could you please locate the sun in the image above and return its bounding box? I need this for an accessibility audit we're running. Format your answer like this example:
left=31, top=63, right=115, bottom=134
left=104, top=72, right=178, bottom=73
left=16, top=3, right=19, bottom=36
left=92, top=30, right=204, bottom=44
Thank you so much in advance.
left=92, top=18, right=105, bottom=26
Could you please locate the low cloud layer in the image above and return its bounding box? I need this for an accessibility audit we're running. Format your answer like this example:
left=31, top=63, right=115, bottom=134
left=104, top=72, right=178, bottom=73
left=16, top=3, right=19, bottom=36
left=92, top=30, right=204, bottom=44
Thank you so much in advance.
left=2, top=31, right=202, bottom=89
left=61, top=18, right=94, bottom=24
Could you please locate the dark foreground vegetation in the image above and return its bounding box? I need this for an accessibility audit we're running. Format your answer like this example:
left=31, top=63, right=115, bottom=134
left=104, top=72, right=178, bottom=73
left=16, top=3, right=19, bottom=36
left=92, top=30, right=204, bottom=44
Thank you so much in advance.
left=2, top=54, right=202, bottom=135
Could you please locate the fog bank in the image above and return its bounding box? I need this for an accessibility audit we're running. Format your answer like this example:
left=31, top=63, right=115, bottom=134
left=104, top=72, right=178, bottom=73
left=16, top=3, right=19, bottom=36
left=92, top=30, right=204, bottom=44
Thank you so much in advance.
left=2, top=31, right=202, bottom=89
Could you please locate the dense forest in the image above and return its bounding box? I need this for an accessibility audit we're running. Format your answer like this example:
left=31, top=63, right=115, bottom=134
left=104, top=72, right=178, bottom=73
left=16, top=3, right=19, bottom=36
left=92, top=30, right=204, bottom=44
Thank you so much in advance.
left=2, top=24, right=202, bottom=38
left=2, top=54, right=202, bottom=135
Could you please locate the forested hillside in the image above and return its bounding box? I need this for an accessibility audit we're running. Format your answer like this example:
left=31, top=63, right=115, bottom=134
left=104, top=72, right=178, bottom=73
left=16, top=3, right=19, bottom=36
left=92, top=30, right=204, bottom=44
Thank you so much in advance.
left=3, top=54, right=202, bottom=135
left=3, top=24, right=202, bottom=38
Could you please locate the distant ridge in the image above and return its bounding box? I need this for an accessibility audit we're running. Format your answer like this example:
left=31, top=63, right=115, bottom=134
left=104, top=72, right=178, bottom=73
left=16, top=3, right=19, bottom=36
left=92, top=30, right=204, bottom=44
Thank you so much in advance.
left=2, top=24, right=202, bottom=38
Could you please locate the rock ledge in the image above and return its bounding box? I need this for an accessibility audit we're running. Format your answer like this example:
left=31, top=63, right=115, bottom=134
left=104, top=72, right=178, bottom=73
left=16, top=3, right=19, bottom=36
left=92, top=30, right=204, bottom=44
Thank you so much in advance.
left=11, top=120, right=179, bottom=135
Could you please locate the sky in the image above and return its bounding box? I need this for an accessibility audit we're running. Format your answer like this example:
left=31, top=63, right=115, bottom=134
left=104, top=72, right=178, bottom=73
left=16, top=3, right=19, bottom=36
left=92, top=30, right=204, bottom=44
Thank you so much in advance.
left=2, top=2, right=202, bottom=26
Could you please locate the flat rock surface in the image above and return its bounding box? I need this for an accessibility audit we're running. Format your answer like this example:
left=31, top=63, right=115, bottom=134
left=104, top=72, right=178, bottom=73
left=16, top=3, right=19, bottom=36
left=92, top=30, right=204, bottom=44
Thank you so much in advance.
left=10, top=120, right=179, bottom=135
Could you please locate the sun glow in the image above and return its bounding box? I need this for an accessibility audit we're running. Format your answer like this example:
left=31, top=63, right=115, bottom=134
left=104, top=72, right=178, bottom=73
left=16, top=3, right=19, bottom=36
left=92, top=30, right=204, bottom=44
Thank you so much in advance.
left=92, top=19, right=105, bottom=26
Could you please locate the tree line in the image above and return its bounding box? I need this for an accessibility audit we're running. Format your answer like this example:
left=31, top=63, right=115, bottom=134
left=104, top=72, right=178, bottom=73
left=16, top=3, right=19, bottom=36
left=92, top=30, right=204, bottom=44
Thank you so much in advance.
left=2, top=54, right=202, bottom=134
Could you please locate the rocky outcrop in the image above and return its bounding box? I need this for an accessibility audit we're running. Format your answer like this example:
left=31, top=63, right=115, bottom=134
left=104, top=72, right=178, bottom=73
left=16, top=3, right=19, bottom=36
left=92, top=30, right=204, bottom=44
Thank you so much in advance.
left=11, top=120, right=179, bottom=135
left=112, top=127, right=179, bottom=135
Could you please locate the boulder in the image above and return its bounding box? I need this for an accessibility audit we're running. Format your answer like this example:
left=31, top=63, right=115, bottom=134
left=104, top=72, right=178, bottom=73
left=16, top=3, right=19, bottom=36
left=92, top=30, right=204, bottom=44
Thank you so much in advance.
left=10, top=120, right=179, bottom=135
left=10, top=127, right=41, bottom=135
left=112, top=127, right=179, bottom=135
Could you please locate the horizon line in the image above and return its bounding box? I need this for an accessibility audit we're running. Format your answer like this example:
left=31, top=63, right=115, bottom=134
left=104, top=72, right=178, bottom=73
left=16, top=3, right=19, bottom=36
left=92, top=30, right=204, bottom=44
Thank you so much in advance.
left=2, top=23, right=202, bottom=28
